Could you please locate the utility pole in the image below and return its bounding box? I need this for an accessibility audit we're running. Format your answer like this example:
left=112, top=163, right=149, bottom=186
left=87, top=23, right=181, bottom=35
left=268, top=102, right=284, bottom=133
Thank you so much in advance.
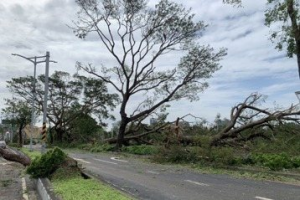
left=12, top=52, right=57, bottom=152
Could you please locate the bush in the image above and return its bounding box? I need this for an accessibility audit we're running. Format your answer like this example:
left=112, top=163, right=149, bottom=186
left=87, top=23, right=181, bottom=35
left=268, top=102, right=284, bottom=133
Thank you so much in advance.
left=152, top=146, right=200, bottom=163
left=252, top=153, right=294, bottom=170
left=26, top=147, right=67, bottom=178
left=122, top=145, right=158, bottom=155
left=292, top=156, right=300, bottom=168
left=90, top=143, right=114, bottom=152
left=209, top=147, right=235, bottom=166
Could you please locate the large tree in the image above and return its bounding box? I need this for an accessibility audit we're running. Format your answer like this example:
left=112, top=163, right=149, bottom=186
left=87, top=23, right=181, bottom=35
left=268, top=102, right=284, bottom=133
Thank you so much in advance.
left=6, top=71, right=118, bottom=143
left=2, top=98, right=31, bottom=146
left=73, top=0, right=226, bottom=148
left=265, top=0, right=300, bottom=78
left=225, top=0, right=300, bottom=78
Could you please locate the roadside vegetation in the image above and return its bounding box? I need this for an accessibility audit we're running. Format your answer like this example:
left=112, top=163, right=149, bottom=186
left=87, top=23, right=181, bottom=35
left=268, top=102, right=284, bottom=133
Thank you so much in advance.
left=54, top=120, right=300, bottom=184
left=22, top=148, right=133, bottom=200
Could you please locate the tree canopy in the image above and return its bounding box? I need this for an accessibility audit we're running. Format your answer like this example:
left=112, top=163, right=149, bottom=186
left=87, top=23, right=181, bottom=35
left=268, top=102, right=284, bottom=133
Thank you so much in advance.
left=2, top=98, right=31, bottom=146
left=74, top=0, right=226, bottom=148
left=6, top=71, right=118, bottom=143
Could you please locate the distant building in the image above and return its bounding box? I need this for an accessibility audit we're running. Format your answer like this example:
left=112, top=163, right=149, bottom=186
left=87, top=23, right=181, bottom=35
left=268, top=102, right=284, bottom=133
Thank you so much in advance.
left=22, top=124, right=42, bottom=141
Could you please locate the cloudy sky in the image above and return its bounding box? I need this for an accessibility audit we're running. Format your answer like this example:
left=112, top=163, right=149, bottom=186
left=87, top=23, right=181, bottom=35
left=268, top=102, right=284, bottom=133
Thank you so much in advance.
left=0, top=0, right=299, bottom=127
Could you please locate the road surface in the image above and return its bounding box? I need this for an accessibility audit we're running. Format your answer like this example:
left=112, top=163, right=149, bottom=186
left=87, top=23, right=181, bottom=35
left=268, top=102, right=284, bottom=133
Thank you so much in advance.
left=68, top=151, right=300, bottom=200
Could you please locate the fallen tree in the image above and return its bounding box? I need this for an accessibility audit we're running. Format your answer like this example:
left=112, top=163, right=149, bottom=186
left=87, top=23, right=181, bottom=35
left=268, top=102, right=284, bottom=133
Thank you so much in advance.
left=104, top=114, right=198, bottom=146
left=0, top=143, right=31, bottom=166
left=210, top=93, right=300, bottom=147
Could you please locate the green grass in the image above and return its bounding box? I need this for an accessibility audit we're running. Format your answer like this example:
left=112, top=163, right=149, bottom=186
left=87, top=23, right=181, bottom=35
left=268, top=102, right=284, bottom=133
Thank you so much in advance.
left=51, top=172, right=133, bottom=200
left=21, top=148, right=41, bottom=160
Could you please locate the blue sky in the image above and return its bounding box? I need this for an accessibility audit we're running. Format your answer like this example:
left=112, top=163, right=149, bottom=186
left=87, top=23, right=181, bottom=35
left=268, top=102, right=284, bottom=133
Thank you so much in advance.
left=0, top=0, right=299, bottom=127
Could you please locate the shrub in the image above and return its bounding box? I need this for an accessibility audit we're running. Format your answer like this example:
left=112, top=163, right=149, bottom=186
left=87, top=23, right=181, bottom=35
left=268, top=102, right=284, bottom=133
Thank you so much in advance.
left=90, top=143, right=114, bottom=152
left=292, top=156, right=300, bottom=168
left=252, top=153, right=294, bottom=170
left=209, top=147, right=235, bottom=166
left=26, top=147, right=67, bottom=178
left=152, top=146, right=199, bottom=163
left=122, top=145, right=158, bottom=155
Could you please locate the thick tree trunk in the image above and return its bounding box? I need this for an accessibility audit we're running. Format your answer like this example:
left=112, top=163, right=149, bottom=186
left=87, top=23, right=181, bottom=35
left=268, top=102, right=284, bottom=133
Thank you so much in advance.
left=116, top=118, right=128, bottom=149
left=55, top=128, right=64, bottom=143
left=18, top=123, right=23, bottom=147
left=0, top=144, right=31, bottom=166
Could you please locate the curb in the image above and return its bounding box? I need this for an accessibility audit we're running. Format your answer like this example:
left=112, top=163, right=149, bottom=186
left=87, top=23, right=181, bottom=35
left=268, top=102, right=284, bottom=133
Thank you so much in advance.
left=36, top=178, right=61, bottom=200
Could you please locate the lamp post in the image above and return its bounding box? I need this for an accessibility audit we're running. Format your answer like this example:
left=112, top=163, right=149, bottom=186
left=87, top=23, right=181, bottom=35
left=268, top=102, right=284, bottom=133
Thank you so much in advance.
left=295, top=91, right=300, bottom=103
left=12, top=52, right=57, bottom=152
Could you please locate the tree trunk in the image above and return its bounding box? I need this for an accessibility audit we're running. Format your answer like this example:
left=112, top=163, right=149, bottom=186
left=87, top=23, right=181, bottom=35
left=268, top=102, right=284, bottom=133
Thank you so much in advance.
left=18, top=123, right=23, bottom=147
left=296, top=40, right=300, bottom=78
left=55, top=127, right=64, bottom=143
left=116, top=118, right=128, bottom=149
left=0, top=145, right=31, bottom=166
left=49, top=129, right=54, bottom=144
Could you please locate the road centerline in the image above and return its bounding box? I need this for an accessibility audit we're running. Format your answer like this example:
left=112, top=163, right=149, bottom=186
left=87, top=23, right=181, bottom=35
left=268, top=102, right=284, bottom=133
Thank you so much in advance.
left=255, top=196, right=274, bottom=200
left=184, top=180, right=209, bottom=187
left=110, top=157, right=128, bottom=163
left=147, top=170, right=160, bottom=175
left=93, top=158, right=118, bottom=165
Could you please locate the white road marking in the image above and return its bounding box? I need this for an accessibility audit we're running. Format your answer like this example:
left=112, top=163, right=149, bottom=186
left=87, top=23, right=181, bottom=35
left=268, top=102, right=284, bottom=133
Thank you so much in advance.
left=255, top=196, right=274, bottom=200
left=110, top=157, right=128, bottom=163
left=0, top=162, right=8, bottom=165
left=22, top=178, right=29, bottom=200
left=184, top=180, right=209, bottom=187
left=73, top=158, right=91, bottom=164
left=93, top=158, right=118, bottom=165
left=147, top=170, right=160, bottom=175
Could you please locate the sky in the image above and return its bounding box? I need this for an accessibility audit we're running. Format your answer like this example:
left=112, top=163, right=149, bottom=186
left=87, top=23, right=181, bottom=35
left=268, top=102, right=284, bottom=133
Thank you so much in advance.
left=0, top=0, right=300, bottom=128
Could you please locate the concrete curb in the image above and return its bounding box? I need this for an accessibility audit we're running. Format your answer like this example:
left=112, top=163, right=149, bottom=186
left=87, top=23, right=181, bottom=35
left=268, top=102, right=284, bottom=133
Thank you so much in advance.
left=36, top=178, right=61, bottom=200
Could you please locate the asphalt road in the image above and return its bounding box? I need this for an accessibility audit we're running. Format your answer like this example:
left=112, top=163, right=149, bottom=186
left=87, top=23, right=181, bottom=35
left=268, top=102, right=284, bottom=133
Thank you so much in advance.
left=68, top=151, right=300, bottom=200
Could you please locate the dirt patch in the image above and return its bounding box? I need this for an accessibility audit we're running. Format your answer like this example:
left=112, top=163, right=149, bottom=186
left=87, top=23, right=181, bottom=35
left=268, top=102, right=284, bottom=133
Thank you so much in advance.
left=0, top=157, right=40, bottom=200
left=0, top=158, right=23, bottom=200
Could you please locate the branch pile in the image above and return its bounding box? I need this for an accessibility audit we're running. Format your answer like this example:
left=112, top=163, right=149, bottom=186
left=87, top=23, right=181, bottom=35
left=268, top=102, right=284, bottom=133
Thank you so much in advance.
left=210, top=93, right=300, bottom=147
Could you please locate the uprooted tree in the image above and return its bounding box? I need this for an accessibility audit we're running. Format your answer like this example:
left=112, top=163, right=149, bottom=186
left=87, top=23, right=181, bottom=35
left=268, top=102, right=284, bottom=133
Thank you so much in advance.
left=210, top=93, right=300, bottom=147
left=0, top=143, right=31, bottom=166
left=73, top=0, right=226, bottom=149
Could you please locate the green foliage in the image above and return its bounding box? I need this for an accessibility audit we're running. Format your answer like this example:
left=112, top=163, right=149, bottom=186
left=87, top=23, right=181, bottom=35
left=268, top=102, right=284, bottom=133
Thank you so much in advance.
left=6, top=71, right=118, bottom=144
left=265, top=0, right=300, bottom=60
left=122, top=145, right=158, bottom=155
left=209, top=147, right=235, bottom=166
left=292, top=156, right=300, bottom=168
left=153, top=146, right=200, bottom=163
left=235, top=153, right=300, bottom=171
left=26, top=148, right=67, bottom=178
left=21, top=148, right=41, bottom=160
left=90, top=144, right=115, bottom=152
left=68, top=113, right=103, bottom=143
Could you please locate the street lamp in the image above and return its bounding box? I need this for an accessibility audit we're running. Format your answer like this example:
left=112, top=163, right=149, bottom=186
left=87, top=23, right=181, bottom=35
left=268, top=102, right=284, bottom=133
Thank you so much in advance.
left=295, top=91, right=300, bottom=103
left=12, top=52, right=57, bottom=152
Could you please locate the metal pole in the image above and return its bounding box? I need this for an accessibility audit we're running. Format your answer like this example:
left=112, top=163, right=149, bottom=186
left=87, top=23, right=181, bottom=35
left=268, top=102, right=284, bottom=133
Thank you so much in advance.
left=29, top=57, right=37, bottom=151
left=12, top=52, right=56, bottom=152
left=41, top=52, right=50, bottom=153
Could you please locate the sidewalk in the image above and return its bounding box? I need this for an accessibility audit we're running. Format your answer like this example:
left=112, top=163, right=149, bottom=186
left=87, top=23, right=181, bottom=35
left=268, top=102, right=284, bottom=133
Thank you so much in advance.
left=0, top=157, right=40, bottom=200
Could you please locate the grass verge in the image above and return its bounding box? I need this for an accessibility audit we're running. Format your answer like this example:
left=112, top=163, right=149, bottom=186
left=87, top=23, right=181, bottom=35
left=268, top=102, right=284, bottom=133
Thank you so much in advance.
left=51, top=168, right=133, bottom=200
left=21, top=147, right=133, bottom=200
